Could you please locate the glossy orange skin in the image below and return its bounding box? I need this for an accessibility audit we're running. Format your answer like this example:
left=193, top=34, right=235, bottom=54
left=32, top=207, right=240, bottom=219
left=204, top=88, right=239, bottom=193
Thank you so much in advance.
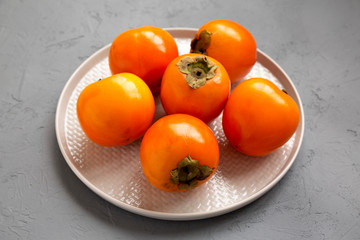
left=109, top=26, right=179, bottom=94
left=140, top=114, right=219, bottom=192
left=76, top=73, right=155, bottom=147
left=222, top=78, right=300, bottom=157
left=160, top=53, right=230, bottom=123
left=192, top=19, right=257, bottom=83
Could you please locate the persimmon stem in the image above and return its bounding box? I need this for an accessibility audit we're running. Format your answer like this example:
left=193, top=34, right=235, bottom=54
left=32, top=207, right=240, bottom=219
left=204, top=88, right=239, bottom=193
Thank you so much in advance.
left=191, top=30, right=212, bottom=55
left=176, top=55, right=218, bottom=89
left=170, top=155, right=213, bottom=190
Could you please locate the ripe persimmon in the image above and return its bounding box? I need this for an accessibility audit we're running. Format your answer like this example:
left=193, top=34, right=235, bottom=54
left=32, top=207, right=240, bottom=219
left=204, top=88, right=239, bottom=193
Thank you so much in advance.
left=160, top=53, right=230, bottom=123
left=76, top=73, right=155, bottom=147
left=222, top=78, right=300, bottom=156
left=140, top=114, right=219, bottom=192
left=191, top=19, right=257, bottom=83
left=109, top=26, right=179, bottom=94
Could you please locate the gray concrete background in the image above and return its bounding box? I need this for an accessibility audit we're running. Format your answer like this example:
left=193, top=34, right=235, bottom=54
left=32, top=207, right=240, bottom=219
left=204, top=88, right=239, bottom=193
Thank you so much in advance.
left=1, top=0, right=359, bottom=239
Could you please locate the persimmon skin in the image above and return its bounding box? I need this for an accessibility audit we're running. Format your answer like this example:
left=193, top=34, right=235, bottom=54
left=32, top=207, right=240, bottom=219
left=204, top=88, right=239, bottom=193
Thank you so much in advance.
left=191, top=19, right=257, bottom=83
left=140, top=114, right=219, bottom=192
left=109, top=26, right=179, bottom=94
left=76, top=73, right=155, bottom=147
left=222, top=78, right=300, bottom=157
left=160, top=53, right=230, bottom=124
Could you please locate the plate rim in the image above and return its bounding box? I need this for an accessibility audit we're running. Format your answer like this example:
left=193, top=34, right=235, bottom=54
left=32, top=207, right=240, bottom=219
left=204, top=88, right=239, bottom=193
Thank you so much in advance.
left=55, top=27, right=305, bottom=221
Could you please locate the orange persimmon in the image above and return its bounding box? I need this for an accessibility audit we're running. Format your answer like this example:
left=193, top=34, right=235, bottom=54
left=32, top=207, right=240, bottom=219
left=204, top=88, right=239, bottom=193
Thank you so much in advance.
left=140, top=114, right=219, bottom=192
left=222, top=78, right=300, bottom=156
left=109, top=26, right=179, bottom=94
left=160, top=53, right=230, bottom=123
left=191, top=19, right=257, bottom=83
left=76, top=73, right=155, bottom=147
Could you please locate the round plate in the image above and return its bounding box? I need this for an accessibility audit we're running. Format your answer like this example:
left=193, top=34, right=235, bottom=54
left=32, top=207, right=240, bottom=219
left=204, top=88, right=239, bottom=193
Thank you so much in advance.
left=55, top=28, right=304, bottom=221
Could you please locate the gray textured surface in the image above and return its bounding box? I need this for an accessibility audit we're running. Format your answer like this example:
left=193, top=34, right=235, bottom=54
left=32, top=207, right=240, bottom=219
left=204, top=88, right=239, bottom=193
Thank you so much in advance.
left=0, top=0, right=359, bottom=239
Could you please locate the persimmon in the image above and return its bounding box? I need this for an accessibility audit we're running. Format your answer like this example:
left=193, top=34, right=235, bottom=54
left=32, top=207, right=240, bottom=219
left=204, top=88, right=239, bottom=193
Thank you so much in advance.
left=140, top=114, right=219, bottom=192
left=109, top=26, right=179, bottom=94
left=222, top=78, right=300, bottom=156
left=191, top=19, right=257, bottom=83
left=76, top=73, right=155, bottom=147
left=160, top=53, right=230, bottom=123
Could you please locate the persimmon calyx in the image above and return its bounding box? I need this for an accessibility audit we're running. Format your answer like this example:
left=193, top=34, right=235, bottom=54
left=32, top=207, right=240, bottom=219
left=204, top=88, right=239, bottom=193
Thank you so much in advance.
left=170, top=155, right=213, bottom=190
left=176, top=56, right=218, bottom=89
left=190, top=29, right=212, bottom=55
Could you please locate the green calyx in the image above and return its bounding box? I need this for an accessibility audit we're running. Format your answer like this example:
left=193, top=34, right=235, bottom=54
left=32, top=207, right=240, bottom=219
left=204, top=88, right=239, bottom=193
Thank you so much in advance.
left=190, top=29, right=212, bottom=55
left=170, top=155, right=213, bottom=190
left=176, top=55, right=218, bottom=89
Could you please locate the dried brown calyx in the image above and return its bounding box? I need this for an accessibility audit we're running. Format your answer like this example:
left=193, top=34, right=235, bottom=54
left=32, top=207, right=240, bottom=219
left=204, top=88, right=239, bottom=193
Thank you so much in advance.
left=176, top=55, right=218, bottom=89
left=190, top=29, right=212, bottom=55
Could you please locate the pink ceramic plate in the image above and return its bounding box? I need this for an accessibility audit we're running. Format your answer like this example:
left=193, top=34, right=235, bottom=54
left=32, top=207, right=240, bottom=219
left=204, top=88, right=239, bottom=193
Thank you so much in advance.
left=55, top=28, right=304, bottom=221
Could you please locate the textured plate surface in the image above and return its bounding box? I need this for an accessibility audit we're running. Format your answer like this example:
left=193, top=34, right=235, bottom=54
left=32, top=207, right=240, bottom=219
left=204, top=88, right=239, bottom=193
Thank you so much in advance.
left=55, top=28, right=304, bottom=221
